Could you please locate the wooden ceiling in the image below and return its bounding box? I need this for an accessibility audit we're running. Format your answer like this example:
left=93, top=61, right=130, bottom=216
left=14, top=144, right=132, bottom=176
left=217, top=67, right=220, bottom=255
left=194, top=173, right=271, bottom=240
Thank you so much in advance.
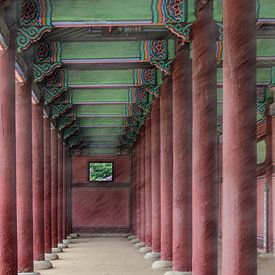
left=1, top=0, right=275, bottom=155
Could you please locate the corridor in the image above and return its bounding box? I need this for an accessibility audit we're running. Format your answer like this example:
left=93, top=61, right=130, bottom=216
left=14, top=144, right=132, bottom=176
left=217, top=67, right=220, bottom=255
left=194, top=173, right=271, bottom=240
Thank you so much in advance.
left=40, top=236, right=166, bottom=275
left=40, top=236, right=275, bottom=275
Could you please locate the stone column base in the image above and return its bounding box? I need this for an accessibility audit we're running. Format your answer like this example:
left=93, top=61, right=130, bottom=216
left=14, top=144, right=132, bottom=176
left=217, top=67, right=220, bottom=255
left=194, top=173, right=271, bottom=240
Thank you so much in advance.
left=45, top=253, right=59, bottom=261
left=18, top=272, right=41, bottom=275
left=134, top=241, right=145, bottom=248
left=164, top=272, right=192, bottom=275
left=63, top=239, right=71, bottom=244
left=130, top=238, right=140, bottom=243
left=52, top=247, right=63, bottom=253
left=70, top=233, right=78, bottom=239
left=128, top=235, right=136, bottom=240
left=144, top=252, right=160, bottom=261
left=34, top=260, right=52, bottom=270
left=152, top=260, right=172, bottom=269
left=58, top=243, right=68, bottom=249
left=139, top=246, right=152, bottom=253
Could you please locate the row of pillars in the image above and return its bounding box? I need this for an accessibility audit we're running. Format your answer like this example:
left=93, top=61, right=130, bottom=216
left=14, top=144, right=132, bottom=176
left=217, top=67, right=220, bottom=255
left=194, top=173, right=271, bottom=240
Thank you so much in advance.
left=130, top=1, right=256, bottom=275
left=0, top=44, right=72, bottom=274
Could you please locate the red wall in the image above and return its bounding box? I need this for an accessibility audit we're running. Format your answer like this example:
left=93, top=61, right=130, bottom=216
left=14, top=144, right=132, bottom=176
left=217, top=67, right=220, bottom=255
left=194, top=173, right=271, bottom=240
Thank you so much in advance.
left=71, top=155, right=131, bottom=233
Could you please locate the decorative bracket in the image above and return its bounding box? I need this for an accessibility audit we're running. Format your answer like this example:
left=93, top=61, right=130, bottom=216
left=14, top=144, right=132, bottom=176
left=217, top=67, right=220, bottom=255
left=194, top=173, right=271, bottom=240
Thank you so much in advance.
left=44, top=86, right=68, bottom=105
left=134, top=68, right=157, bottom=86
left=51, top=104, right=73, bottom=120
left=139, top=40, right=173, bottom=74
left=166, top=22, right=192, bottom=42
left=34, top=40, right=62, bottom=82
left=58, top=115, right=76, bottom=131
left=152, top=0, right=188, bottom=41
left=63, top=125, right=79, bottom=140
left=17, top=0, right=53, bottom=52
left=257, top=87, right=272, bottom=122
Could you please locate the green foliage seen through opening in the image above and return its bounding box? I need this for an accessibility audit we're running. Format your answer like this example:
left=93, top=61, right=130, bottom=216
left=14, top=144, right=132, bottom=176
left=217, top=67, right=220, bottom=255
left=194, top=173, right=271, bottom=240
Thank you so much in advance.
left=89, top=162, right=113, bottom=182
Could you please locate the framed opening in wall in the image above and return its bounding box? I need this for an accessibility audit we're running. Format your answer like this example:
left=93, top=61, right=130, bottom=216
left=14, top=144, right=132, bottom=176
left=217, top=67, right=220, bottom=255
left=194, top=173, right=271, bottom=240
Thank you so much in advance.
left=89, top=162, right=114, bottom=182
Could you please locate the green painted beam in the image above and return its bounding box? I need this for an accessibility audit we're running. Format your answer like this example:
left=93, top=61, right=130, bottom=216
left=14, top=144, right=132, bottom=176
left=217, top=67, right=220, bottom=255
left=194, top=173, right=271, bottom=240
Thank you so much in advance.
left=81, top=128, right=124, bottom=135
left=62, top=40, right=175, bottom=61
left=52, top=0, right=154, bottom=23
left=79, top=117, right=125, bottom=127
left=86, top=147, right=118, bottom=155
left=71, top=88, right=129, bottom=102
left=76, top=105, right=127, bottom=115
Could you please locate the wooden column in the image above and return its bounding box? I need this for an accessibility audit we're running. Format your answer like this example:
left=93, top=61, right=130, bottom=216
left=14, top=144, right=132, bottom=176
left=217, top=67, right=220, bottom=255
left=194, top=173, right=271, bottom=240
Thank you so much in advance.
left=44, top=117, right=58, bottom=261
left=135, top=138, right=141, bottom=240
left=192, top=1, right=218, bottom=274
left=16, top=80, right=35, bottom=273
left=62, top=144, right=68, bottom=242
left=131, top=147, right=137, bottom=235
left=171, top=44, right=192, bottom=273
left=32, top=102, right=52, bottom=270
left=57, top=137, right=64, bottom=246
left=153, top=76, right=173, bottom=269
left=51, top=128, right=60, bottom=252
left=144, top=117, right=152, bottom=250
left=222, top=0, right=257, bottom=273
left=139, top=127, right=146, bottom=243
left=148, top=98, right=161, bottom=259
left=0, top=44, right=17, bottom=275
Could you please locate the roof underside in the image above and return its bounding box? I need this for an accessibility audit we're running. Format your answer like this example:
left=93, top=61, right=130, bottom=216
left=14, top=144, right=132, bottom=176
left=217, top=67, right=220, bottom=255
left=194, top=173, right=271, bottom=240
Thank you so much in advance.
left=3, top=0, right=275, bottom=155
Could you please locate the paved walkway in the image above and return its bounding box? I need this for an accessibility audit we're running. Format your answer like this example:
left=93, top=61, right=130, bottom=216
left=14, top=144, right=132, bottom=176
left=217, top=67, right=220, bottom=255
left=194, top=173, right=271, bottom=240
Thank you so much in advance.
left=40, top=236, right=165, bottom=275
left=40, top=236, right=275, bottom=275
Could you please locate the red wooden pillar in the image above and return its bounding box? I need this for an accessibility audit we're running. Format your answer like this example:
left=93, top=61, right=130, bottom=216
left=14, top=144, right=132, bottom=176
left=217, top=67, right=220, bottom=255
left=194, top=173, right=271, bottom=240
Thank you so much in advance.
left=192, top=2, right=218, bottom=274
left=222, top=0, right=257, bottom=273
left=32, top=103, right=52, bottom=270
left=62, top=144, right=69, bottom=243
left=67, top=154, right=73, bottom=236
left=265, top=112, right=273, bottom=253
left=153, top=76, right=173, bottom=269
left=143, top=117, right=152, bottom=252
left=16, top=80, right=36, bottom=274
left=131, top=147, right=137, bottom=235
left=145, top=98, right=161, bottom=260
left=51, top=128, right=61, bottom=253
left=272, top=115, right=275, bottom=252
left=0, top=44, right=17, bottom=275
left=139, top=127, right=146, bottom=244
left=171, top=45, right=192, bottom=273
left=43, top=117, right=58, bottom=261
left=135, top=138, right=141, bottom=240
left=192, top=1, right=218, bottom=275
left=57, top=137, right=65, bottom=248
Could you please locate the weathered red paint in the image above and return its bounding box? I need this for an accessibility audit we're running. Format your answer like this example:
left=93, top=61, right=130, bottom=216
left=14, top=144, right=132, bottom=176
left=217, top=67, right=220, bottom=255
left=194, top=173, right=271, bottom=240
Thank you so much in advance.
left=71, top=155, right=131, bottom=232
left=44, top=117, right=52, bottom=254
left=222, top=0, right=257, bottom=273
left=72, top=188, right=129, bottom=228
left=58, top=138, right=63, bottom=244
left=51, top=128, right=58, bottom=249
left=0, top=46, right=17, bottom=275
left=144, top=117, right=152, bottom=246
left=32, top=102, right=45, bottom=261
left=16, top=80, right=34, bottom=272
left=62, top=145, right=68, bottom=240
left=135, top=138, right=141, bottom=239
left=131, top=147, right=137, bottom=235
left=139, top=127, right=146, bottom=242
left=172, top=45, right=192, bottom=272
left=192, top=2, right=218, bottom=273
left=160, top=76, right=173, bottom=261
left=151, top=98, right=161, bottom=253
